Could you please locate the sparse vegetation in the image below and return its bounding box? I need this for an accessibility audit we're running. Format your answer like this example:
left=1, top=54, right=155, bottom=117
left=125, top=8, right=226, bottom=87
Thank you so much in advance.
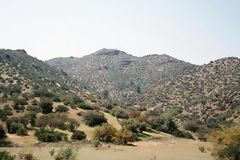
left=209, top=125, right=240, bottom=160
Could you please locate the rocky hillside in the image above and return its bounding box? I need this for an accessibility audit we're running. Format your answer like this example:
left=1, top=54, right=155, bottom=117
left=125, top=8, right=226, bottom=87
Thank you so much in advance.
left=0, top=49, right=78, bottom=93
left=146, top=57, right=240, bottom=125
left=47, top=49, right=193, bottom=105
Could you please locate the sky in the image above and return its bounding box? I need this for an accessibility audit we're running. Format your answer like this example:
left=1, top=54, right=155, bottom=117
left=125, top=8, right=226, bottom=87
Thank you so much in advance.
left=0, top=0, right=239, bottom=65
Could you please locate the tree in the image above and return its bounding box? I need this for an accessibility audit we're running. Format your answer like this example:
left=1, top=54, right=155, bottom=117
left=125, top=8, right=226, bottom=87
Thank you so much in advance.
left=16, top=126, right=28, bottom=136
left=209, top=125, right=240, bottom=160
left=39, top=98, right=53, bottom=114
left=82, top=111, right=107, bottom=126
left=36, top=113, right=68, bottom=131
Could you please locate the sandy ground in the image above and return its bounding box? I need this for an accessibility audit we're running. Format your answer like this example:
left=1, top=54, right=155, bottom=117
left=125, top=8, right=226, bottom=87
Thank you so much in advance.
left=1, top=136, right=213, bottom=160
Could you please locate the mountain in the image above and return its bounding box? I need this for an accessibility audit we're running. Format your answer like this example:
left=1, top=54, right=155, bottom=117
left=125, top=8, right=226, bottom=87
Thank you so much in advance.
left=0, top=49, right=79, bottom=94
left=47, top=48, right=194, bottom=105
left=146, top=57, right=240, bottom=125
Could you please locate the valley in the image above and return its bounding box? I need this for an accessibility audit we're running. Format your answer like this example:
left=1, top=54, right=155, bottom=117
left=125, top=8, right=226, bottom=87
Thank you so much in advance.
left=0, top=49, right=239, bottom=160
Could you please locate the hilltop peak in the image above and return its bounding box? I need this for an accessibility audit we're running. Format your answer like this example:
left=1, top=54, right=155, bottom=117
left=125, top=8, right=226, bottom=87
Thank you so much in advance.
left=93, top=48, right=127, bottom=56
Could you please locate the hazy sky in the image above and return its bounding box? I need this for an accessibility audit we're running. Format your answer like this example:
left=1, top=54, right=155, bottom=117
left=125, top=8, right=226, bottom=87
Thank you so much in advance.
left=0, top=0, right=239, bottom=64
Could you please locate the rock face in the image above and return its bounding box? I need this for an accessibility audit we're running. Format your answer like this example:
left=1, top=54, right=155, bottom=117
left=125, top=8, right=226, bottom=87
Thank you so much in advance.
left=47, top=49, right=194, bottom=104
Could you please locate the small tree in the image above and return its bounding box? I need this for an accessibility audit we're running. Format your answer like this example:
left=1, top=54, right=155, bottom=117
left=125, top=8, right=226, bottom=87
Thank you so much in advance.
left=36, top=113, right=68, bottom=131
left=82, top=111, right=107, bottom=126
left=39, top=98, right=53, bottom=114
left=16, top=126, right=28, bottom=136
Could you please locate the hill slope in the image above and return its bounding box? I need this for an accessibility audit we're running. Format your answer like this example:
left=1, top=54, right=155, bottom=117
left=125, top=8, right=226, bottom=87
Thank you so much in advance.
left=0, top=49, right=77, bottom=94
left=146, top=57, right=240, bottom=125
left=47, top=49, right=194, bottom=105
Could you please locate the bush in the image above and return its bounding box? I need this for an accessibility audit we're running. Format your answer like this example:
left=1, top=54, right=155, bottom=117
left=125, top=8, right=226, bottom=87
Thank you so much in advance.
left=120, top=119, right=147, bottom=133
left=71, top=131, right=86, bottom=141
left=93, top=124, right=134, bottom=145
left=183, top=120, right=199, bottom=132
left=0, top=124, right=6, bottom=139
left=63, top=95, right=83, bottom=106
left=9, top=122, right=22, bottom=134
left=91, top=139, right=100, bottom=147
left=0, top=151, right=15, bottom=160
left=34, top=87, right=53, bottom=97
left=39, top=98, right=53, bottom=114
left=31, top=99, right=38, bottom=105
left=55, top=105, right=69, bottom=113
left=13, top=97, right=27, bottom=111
left=18, top=153, right=38, bottom=160
left=111, top=107, right=129, bottom=119
left=26, top=105, right=41, bottom=113
left=16, top=126, right=28, bottom=136
left=198, top=146, right=206, bottom=153
left=209, top=125, right=240, bottom=160
left=0, top=107, right=12, bottom=121
left=36, top=113, right=68, bottom=131
left=114, top=129, right=134, bottom=145
left=77, top=103, right=93, bottom=110
left=82, top=111, right=107, bottom=126
left=51, top=147, right=78, bottom=160
left=93, top=124, right=117, bottom=142
left=35, top=129, right=67, bottom=142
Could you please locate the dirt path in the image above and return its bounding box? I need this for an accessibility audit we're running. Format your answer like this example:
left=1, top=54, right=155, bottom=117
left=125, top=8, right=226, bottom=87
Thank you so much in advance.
left=1, top=136, right=213, bottom=160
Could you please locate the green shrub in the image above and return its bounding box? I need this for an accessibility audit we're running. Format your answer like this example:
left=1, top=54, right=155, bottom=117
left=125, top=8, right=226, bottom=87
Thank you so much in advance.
left=209, top=125, right=240, bottom=160
left=26, top=105, right=41, bottom=113
left=77, top=103, right=93, bottom=110
left=198, top=146, right=206, bottom=153
left=55, top=105, right=69, bottom=113
left=35, top=129, right=67, bottom=142
left=18, top=153, right=38, bottom=160
left=183, top=120, right=199, bottom=132
left=51, top=147, right=78, bottom=160
left=0, top=124, right=6, bottom=139
left=91, top=139, right=100, bottom=147
left=9, top=122, right=22, bottom=134
left=82, top=111, right=107, bottom=126
left=16, top=126, right=28, bottom=136
left=34, top=87, right=53, bottom=97
left=111, top=107, right=129, bottom=119
left=0, top=151, right=15, bottom=160
left=0, top=107, right=13, bottom=121
left=71, top=131, right=86, bottom=141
